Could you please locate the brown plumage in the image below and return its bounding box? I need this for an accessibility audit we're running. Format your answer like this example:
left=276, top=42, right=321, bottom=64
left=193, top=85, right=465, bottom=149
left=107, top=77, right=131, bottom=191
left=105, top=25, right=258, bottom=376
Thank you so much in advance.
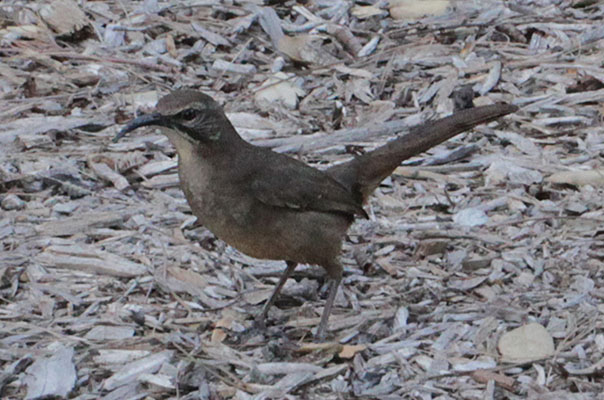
left=115, top=90, right=517, bottom=340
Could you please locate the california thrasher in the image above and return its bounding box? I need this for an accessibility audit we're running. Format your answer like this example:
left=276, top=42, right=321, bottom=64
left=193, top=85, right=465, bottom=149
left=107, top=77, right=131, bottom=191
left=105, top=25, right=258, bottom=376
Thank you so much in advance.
left=114, top=90, right=517, bottom=339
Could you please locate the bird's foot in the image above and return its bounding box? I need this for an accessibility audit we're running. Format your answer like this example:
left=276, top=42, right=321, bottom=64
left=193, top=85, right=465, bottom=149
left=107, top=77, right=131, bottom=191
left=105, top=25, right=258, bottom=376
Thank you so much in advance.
left=313, top=327, right=330, bottom=342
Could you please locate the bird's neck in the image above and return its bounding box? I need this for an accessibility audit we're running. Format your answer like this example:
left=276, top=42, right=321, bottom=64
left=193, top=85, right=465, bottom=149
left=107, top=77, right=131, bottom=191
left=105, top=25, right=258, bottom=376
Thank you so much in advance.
left=163, top=124, right=249, bottom=161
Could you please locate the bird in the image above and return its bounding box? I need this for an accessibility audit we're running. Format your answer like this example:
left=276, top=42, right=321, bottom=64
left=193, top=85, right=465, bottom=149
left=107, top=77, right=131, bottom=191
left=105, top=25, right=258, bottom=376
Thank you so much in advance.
left=114, top=90, right=517, bottom=340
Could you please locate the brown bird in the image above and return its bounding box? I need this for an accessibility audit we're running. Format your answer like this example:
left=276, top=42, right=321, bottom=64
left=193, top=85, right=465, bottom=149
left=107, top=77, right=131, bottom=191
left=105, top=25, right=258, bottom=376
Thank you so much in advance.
left=114, top=90, right=517, bottom=340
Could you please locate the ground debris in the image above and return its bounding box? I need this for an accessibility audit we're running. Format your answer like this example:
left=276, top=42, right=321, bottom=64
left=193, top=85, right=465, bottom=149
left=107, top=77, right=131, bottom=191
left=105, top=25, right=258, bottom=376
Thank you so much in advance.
left=1, top=0, right=603, bottom=398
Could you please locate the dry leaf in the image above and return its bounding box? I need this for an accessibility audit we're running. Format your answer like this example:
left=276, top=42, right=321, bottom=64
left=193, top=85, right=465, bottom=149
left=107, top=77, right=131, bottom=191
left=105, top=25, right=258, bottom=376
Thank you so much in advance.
left=498, top=323, right=555, bottom=363
left=339, top=344, right=367, bottom=359
left=547, top=169, right=604, bottom=186
left=255, top=72, right=306, bottom=108
left=277, top=34, right=336, bottom=65
left=211, top=315, right=234, bottom=344
left=471, top=369, right=515, bottom=391
left=297, top=342, right=343, bottom=354
left=351, top=6, right=387, bottom=19
left=390, top=0, right=450, bottom=20
left=165, top=33, right=177, bottom=58
left=39, top=0, right=90, bottom=37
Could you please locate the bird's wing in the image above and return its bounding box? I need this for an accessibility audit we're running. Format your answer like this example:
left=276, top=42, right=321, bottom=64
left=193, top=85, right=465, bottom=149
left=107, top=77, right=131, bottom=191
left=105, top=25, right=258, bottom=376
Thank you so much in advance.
left=249, top=153, right=367, bottom=218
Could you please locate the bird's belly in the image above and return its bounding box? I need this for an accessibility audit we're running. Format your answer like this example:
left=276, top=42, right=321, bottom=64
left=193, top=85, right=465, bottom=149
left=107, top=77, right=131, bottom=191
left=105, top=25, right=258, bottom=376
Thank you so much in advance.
left=186, top=187, right=349, bottom=266
left=179, top=166, right=351, bottom=268
left=229, top=209, right=349, bottom=263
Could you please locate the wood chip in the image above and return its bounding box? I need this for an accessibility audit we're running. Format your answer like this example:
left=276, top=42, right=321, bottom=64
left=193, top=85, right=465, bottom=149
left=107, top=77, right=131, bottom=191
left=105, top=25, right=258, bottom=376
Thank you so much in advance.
left=37, top=244, right=147, bottom=277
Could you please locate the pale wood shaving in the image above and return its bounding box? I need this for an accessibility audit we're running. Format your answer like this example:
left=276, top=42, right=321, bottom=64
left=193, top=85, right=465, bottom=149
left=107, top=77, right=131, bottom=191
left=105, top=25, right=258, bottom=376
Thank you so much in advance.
left=2, top=0, right=604, bottom=398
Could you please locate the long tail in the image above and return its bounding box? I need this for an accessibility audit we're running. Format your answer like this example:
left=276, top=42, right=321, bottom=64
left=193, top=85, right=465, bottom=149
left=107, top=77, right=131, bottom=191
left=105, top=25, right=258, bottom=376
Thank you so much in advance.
left=326, top=103, right=518, bottom=202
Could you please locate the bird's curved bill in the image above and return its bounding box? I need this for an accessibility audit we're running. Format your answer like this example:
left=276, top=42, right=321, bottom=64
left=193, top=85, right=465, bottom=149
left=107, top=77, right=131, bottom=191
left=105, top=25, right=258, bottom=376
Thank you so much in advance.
left=113, top=113, right=164, bottom=143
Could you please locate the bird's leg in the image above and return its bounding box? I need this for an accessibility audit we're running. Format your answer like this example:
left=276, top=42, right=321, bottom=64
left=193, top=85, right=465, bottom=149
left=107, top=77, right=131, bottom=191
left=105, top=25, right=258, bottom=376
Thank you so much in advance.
left=256, top=261, right=297, bottom=327
left=315, top=275, right=342, bottom=341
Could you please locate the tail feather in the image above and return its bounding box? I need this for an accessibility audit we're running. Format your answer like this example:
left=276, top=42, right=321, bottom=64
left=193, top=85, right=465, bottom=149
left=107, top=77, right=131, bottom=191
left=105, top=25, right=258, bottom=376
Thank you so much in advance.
left=326, top=103, right=518, bottom=202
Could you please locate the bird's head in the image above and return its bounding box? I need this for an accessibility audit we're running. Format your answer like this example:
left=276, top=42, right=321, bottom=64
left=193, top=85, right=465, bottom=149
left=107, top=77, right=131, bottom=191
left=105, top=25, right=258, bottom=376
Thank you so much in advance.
left=114, top=90, right=235, bottom=145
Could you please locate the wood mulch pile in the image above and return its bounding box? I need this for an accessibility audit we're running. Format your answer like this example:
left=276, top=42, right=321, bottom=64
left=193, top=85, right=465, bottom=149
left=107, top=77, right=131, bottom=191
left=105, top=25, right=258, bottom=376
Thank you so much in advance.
left=1, top=0, right=604, bottom=398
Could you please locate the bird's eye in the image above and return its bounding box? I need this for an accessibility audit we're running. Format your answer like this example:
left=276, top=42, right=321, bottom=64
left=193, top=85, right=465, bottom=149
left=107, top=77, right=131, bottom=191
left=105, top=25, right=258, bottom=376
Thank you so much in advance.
left=180, top=109, right=197, bottom=121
